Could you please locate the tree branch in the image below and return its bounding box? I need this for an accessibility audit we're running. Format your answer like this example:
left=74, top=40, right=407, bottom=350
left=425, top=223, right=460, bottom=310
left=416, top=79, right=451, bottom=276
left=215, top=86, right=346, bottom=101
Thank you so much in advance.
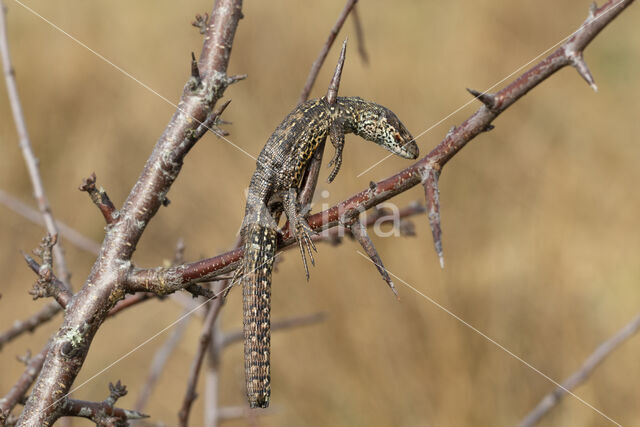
left=0, top=0, right=71, bottom=288
left=297, top=0, right=359, bottom=208
left=78, top=173, right=118, bottom=225
left=0, top=189, right=102, bottom=255
left=178, top=289, right=226, bottom=427
left=127, top=0, right=635, bottom=292
left=298, top=0, right=358, bottom=104
left=17, top=0, right=245, bottom=422
left=520, top=313, right=640, bottom=427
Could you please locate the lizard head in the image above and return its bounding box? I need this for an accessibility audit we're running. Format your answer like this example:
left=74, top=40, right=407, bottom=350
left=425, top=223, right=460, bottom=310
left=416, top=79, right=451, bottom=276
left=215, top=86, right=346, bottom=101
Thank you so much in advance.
left=354, top=106, right=419, bottom=160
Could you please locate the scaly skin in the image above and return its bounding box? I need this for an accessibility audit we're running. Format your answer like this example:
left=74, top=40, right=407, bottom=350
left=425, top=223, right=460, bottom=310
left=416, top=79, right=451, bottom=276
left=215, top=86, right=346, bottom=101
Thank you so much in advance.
left=239, top=96, right=418, bottom=408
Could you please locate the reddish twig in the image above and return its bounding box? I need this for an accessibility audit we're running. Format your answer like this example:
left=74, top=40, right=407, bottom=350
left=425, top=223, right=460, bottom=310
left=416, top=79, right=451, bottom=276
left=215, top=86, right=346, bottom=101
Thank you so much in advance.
left=520, top=313, right=640, bottom=427
left=127, top=0, right=635, bottom=292
left=78, top=173, right=118, bottom=224
left=0, top=1, right=71, bottom=287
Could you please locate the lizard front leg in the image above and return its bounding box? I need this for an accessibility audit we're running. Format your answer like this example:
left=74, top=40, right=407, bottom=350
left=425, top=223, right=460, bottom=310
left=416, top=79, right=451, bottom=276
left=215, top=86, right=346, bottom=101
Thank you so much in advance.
left=327, top=119, right=345, bottom=183
left=283, top=188, right=317, bottom=279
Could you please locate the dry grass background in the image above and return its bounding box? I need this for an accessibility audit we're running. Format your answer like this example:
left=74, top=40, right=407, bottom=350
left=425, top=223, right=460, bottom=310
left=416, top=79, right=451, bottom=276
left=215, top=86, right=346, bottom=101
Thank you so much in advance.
left=1, top=1, right=639, bottom=426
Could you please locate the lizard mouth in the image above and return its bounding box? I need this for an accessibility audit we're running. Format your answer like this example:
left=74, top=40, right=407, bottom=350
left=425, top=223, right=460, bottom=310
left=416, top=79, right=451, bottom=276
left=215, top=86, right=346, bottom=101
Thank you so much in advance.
left=391, top=133, right=419, bottom=159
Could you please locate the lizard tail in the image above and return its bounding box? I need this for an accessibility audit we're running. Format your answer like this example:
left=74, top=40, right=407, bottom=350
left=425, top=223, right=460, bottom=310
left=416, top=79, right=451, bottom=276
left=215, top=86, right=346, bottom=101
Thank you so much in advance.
left=242, top=223, right=277, bottom=408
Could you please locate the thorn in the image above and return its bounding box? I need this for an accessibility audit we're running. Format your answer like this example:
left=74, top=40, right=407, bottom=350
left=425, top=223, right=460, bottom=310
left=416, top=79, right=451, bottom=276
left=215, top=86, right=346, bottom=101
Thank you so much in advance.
left=589, top=2, right=598, bottom=19
left=326, top=38, right=348, bottom=105
left=467, top=88, right=496, bottom=110
left=350, top=221, right=398, bottom=298
left=421, top=167, right=445, bottom=268
left=571, top=53, right=598, bottom=92
left=190, top=52, right=200, bottom=81
left=483, top=124, right=495, bottom=132
left=215, top=99, right=232, bottom=116
left=226, top=74, right=247, bottom=85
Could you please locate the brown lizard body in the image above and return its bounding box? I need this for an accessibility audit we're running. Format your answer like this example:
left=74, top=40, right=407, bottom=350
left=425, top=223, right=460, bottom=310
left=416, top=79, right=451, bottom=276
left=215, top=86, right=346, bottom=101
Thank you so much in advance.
left=238, top=96, right=419, bottom=408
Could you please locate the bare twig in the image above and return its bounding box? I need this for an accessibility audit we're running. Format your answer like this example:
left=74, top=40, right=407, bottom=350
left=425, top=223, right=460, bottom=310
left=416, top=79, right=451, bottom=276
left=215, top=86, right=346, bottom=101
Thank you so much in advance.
left=351, top=4, right=369, bottom=65
left=135, top=310, right=192, bottom=411
left=520, top=313, right=640, bottom=427
left=0, top=1, right=71, bottom=287
left=0, top=189, right=102, bottom=255
left=78, top=173, right=118, bottom=224
left=26, top=234, right=73, bottom=307
left=128, top=0, right=636, bottom=301
left=59, top=381, right=148, bottom=424
left=298, top=0, right=358, bottom=104
left=297, top=1, right=358, bottom=208
left=178, top=291, right=226, bottom=427
left=0, top=304, right=60, bottom=351
left=0, top=343, right=47, bottom=421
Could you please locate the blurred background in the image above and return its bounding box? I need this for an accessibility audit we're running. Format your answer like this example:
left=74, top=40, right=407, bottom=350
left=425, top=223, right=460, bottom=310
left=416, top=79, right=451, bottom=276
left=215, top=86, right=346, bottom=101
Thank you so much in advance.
left=1, top=1, right=639, bottom=425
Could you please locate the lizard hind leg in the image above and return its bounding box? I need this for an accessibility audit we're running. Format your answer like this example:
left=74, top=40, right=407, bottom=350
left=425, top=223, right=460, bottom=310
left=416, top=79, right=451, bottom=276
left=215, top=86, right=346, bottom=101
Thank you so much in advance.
left=284, top=188, right=317, bottom=280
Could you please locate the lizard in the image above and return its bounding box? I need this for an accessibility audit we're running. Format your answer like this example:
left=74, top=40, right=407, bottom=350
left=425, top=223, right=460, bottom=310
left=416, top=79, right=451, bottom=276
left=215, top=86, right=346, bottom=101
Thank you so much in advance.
left=237, top=95, right=419, bottom=408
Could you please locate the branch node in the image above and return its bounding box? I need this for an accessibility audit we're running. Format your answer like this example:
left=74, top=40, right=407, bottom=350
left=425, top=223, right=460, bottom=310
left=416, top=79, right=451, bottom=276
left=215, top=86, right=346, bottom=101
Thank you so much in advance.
left=467, top=88, right=497, bottom=111
left=27, top=234, right=72, bottom=303
left=79, top=172, right=118, bottom=224
left=105, top=380, right=127, bottom=407
left=16, top=349, right=32, bottom=365
left=191, top=12, right=209, bottom=34
left=326, top=38, right=348, bottom=105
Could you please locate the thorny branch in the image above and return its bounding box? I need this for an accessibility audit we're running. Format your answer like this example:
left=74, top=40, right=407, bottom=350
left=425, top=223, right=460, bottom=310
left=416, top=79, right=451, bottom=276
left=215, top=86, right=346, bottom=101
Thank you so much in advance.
left=297, top=0, right=362, bottom=209
left=128, top=0, right=635, bottom=293
left=0, top=0, right=635, bottom=424
left=520, top=313, right=640, bottom=427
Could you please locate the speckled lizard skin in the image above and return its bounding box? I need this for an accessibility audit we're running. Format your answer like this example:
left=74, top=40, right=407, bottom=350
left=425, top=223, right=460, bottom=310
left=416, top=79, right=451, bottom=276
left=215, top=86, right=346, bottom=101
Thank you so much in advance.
left=238, top=95, right=419, bottom=408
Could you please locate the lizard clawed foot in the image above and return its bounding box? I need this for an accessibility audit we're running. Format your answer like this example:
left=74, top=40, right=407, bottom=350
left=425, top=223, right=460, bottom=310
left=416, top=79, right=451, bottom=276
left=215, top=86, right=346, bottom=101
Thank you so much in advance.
left=291, top=217, right=317, bottom=280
